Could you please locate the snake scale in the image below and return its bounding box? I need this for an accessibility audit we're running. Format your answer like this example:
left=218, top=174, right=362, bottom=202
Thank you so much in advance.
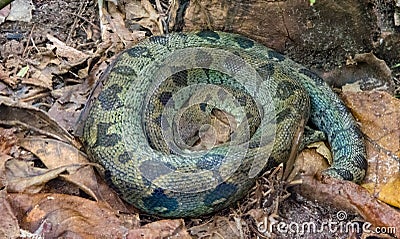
left=81, top=30, right=367, bottom=218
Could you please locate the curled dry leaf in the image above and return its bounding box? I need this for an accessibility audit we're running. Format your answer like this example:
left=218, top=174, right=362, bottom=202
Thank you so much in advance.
left=0, top=127, right=18, bottom=189
left=0, top=96, right=75, bottom=146
left=18, top=137, right=131, bottom=212
left=189, top=216, right=241, bottom=239
left=18, top=137, right=98, bottom=198
left=105, top=2, right=137, bottom=43
left=0, top=127, right=18, bottom=155
left=8, top=193, right=130, bottom=238
left=27, top=51, right=62, bottom=88
left=46, top=34, right=89, bottom=67
left=17, top=34, right=90, bottom=94
left=99, top=1, right=145, bottom=51
left=127, top=219, right=191, bottom=239
left=7, top=192, right=189, bottom=238
left=5, top=157, right=85, bottom=193
left=49, top=84, right=89, bottom=133
left=0, top=154, right=12, bottom=188
left=352, top=53, right=393, bottom=84
left=0, top=190, right=20, bottom=239
left=124, top=0, right=165, bottom=35
left=326, top=52, right=394, bottom=92
left=21, top=71, right=53, bottom=90
left=287, top=149, right=329, bottom=183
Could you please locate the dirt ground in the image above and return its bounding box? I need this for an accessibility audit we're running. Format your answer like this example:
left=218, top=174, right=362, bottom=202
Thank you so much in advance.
left=0, top=0, right=399, bottom=238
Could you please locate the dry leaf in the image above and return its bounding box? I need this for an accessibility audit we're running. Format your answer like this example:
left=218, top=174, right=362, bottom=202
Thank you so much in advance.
left=18, top=138, right=98, bottom=198
left=0, top=154, right=13, bottom=188
left=190, top=216, right=241, bottom=239
left=127, top=219, right=191, bottom=239
left=8, top=193, right=130, bottom=238
left=5, top=158, right=85, bottom=193
left=21, top=72, right=53, bottom=90
left=100, top=1, right=145, bottom=50
left=288, top=149, right=329, bottom=183
left=48, top=84, right=89, bottom=132
left=105, top=2, right=137, bottom=43
left=7, top=192, right=189, bottom=238
left=0, top=191, right=20, bottom=238
left=306, top=141, right=332, bottom=163
left=353, top=53, right=393, bottom=83
left=0, top=96, right=75, bottom=145
left=19, top=137, right=131, bottom=212
left=0, top=127, right=18, bottom=155
left=46, top=35, right=89, bottom=67
left=124, top=0, right=164, bottom=35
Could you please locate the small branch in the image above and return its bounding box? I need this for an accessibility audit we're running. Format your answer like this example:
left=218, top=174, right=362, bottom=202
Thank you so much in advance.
left=0, top=0, right=14, bottom=10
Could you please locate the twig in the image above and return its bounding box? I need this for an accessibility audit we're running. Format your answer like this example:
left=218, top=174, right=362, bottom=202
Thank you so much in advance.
left=22, top=24, right=35, bottom=57
left=64, top=10, right=100, bottom=30
left=66, top=1, right=85, bottom=45
left=30, top=37, right=39, bottom=54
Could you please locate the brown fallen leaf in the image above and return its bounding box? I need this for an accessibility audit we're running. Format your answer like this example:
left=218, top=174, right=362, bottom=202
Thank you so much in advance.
left=8, top=193, right=132, bottom=238
left=99, top=1, right=145, bottom=52
left=21, top=72, right=52, bottom=90
left=5, top=157, right=85, bottom=193
left=48, top=84, right=89, bottom=132
left=46, top=34, right=89, bottom=67
left=0, top=127, right=18, bottom=155
left=290, top=91, right=400, bottom=237
left=352, top=53, right=393, bottom=84
left=0, top=62, right=14, bottom=87
left=0, top=40, right=24, bottom=63
left=123, top=0, right=165, bottom=35
left=0, top=190, right=20, bottom=238
left=0, top=154, right=12, bottom=188
left=18, top=137, right=132, bottom=213
left=0, top=96, right=76, bottom=146
left=7, top=192, right=190, bottom=238
left=379, top=175, right=400, bottom=209
left=14, top=34, right=90, bottom=96
left=127, top=219, right=191, bottom=239
left=105, top=2, right=138, bottom=43
left=288, top=148, right=329, bottom=183
left=190, top=216, right=241, bottom=239
left=18, top=137, right=97, bottom=195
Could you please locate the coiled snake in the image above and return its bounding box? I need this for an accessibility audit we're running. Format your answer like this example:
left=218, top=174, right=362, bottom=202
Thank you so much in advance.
left=81, top=30, right=367, bottom=218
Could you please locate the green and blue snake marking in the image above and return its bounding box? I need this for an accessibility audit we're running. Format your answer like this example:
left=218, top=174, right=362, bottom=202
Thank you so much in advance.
left=81, top=30, right=367, bottom=218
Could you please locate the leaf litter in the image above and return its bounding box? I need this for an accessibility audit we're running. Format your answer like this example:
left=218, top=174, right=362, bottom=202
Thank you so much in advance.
left=0, top=0, right=399, bottom=238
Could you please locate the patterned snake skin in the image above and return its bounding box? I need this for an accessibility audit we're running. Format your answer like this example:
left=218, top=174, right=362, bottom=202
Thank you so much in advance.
left=81, top=30, right=367, bottom=218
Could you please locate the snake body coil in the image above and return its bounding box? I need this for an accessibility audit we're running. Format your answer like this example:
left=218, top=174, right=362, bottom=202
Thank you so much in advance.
left=81, top=30, right=367, bottom=217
